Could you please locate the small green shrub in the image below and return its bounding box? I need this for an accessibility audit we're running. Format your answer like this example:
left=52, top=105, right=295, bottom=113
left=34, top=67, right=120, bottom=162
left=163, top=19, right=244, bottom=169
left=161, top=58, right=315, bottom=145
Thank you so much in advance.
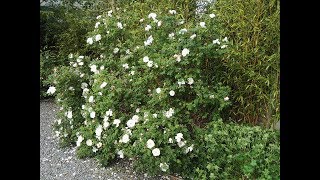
left=193, top=120, right=280, bottom=179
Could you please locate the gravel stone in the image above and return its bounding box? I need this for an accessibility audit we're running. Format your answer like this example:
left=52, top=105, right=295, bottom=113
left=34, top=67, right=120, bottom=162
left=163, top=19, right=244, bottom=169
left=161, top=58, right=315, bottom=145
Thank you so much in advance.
left=40, top=99, right=175, bottom=180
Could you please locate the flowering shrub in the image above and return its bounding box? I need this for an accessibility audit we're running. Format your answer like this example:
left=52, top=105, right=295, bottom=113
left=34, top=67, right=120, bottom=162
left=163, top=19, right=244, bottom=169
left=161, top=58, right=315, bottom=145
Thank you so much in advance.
left=47, top=4, right=279, bottom=179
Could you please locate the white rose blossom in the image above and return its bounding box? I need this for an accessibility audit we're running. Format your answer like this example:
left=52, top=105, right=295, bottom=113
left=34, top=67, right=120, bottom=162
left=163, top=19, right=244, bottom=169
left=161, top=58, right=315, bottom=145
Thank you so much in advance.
left=173, top=54, right=181, bottom=62
left=143, top=56, right=149, bottom=63
left=187, top=77, right=194, bottom=85
left=100, top=82, right=107, bottom=88
left=200, top=22, right=206, bottom=28
left=122, top=63, right=129, bottom=69
left=156, top=88, right=161, bottom=94
left=145, top=24, right=152, bottom=31
left=113, top=119, right=121, bottom=127
left=90, top=111, right=96, bottom=119
left=146, top=139, right=155, bottom=149
left=95, top=34, right=101, bottom=41
left=121, top=134, right=130, bottom=143
left=96, top=142, right=102, bottom=148
left=67, top=110, right=72, bottom=119
left=179, top=28, right=187, bottom=34
left=147, top=61, right=153, bottom=67
left=95, top=125, right=103, bottom=140
left=178, top=140, right=186, bottom=148
left=224, top=96, right=229, bottom=101
left=159, top=163, right=169, bottom=172
left=190, top=34, right=197, bottom=39
left=157, top=21, right=162, bottom=27
left=209, top=13, right=216, bottom=18
left=86, top=139, right=93, bottom=146
left=47, top=86, right=56, bottom=94
left=132, top=115, right=139, bottom=123
left=113, top=48, right=120, bottom=54
left=212, top=39, right=221, bottom=45
left=126, top=119, right=136, bottom=128
left=89, top=96, right=94, bottom=103
left=144, top=35, right=154, bottom=46
left=168, top=33, right=175, bottom=39
left=152, top=148, right=160, bottom=156
left=117, top=22, right=123, bottom=29
left=87, top=37, right=93, bottom=45
left=95, top=22, right=100, bottom=28
left=168, top=138, right=173, bottom=143
left=169, top=10, right=176, bottom=14
left=76, top=135, right=84, bottom=147
left=169, top=90, right=175, bottom=96
left=90, top=65, right=97, bottom=73
left=221, top=45, right=228, bottom=49
left=148, top=13, right=157, bottom=20
left=222, top=37, right=228, bottom=42
left=117, top=150, right=124, bottom=158
left=175, top=133, right=183, bottom=142
left=181, top=48, right=190, bottom=57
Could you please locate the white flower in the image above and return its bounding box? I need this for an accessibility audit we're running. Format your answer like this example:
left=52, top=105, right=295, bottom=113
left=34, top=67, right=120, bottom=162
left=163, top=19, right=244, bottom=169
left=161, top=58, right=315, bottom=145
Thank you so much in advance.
left=148, top=13, right=157, bottom=20
left=92, top=147, right=98, bottom=153
left=78, top=62, right=84, bottom=66
left=224, top=96, right=229, bottom=101
left=121, top=134, right=130, bottom=143
left=175, top=133, right=183, bottom=143
left=76, top=135, right=84, bottom=147
left=87, top=37, right=93, bottom=45
left=179, top=20, right=185, bottom=25
left=89, top=96, right=94, bottom=103
left=90, top=65, right=97, bottom=73
left=181, top=48, right=190, bottom=57
left=156, top=88, right=161, bottom=94
left=153, top=113, right=158, bottom=118
left=103, top=121, right=110, bottom=129
left=221, top=45, right=228, bottom=49
left=126, top=49, right=131, bottom=54
left=147, top=61, right=153, bottom=67
left=126, top=119, right=136, bottom=128
left=108, top=10, right=113, bottom=17
left=168, top=138, right=173, bottom=143
left=95, top=22, right=100, bottom=28
left=67, top=110, right=72, bottom=119
left=222, top=37, right=228, bottom=42
left=47, top=86, right=56, bottom=94
left=130, top=71, right=135, bottom=76
left=146, top=139, right=155, bottom=149
left=143, top=56, right=149, bottom=63
left=157, top=21, right=162, bottom=27
left=72, top=63, right=77, bottom=67
left=187, top=77, right=194, bottom=85
left=139, top=18, right=144, bottom=22
left=113, top=119, right=121, bottom=127
left=100, top=82, right=107, bottom=88
left=179, top=28, right=187, bottom=34
left=173, top=54, right=181, bottom=62
left=95, top=34, right=101, bottom=41
left=169, top=90, right=175, bottom=96
left=122, top=63, right=129, bottom=69
left=117, top=150, right=124, bottom=158
left=152, top=148, right=160, bottom=156
left=212, top=39, right=220, bottom=45
left=96, top=15, right=101, bottom=19
left=106, top=109, right=113, bottom=117
left=209, top=95, right=215, bottom=99
left=95, top=125, right=103, bottom=140
left=57, top=119, right=61, bottom=125
left=68, top=86, right=75, bottom=91
left=117, top=22, right=123, bottom=29
left=169, top=10, right=176, bottom=14
left=86, top=139, right=93, bottom=146
left=132, top=115, right=139, bottom=122
left=90, top=111, right=96, bottom=119
left=209, top=13, right=216, bottom=18
left=136, top=108, right=140, bottom=113
left=178, top=80, right=185, bottom=86
left=145, top=24, right=152, bottom=31
left=200, top=22, right=206, bottom=28
left=68, top=53, right=73, bottom=58
left=80, top=73, right=85, bottom=78
left=113, top=48, right=119, bottom=54
left=164, top=108, right=174, bottom=118
left=96, top=142, right=102, bottom=148
left=159, top=163, right=169, bottom=172
left=185, top=144, right=194, bottom=153
left=177, top=140, right=186, bottom=147
left=168, top=33, right=175, bottom=39
left=144, top=35, right=153, bottom=46
left=190, top=34, right=197, bottom=39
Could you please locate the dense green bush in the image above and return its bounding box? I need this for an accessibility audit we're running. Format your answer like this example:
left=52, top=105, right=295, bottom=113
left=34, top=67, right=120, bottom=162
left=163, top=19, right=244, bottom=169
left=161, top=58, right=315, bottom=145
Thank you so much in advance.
left=47, top=3, right=280, bottom=178
left=210, top=0, right=280, bottom=127
left=193, top=120, right=280, bottom=179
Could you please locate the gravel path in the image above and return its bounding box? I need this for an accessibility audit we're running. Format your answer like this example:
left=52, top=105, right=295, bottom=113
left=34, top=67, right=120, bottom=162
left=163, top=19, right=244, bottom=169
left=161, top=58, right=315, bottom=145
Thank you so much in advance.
left=40, top=99, right=172, bottom=180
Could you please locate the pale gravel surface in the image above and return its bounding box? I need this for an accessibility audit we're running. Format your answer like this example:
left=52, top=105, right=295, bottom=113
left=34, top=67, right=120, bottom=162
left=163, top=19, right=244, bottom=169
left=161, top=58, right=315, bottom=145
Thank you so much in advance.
left=40, top=99, right=174, bottom=180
